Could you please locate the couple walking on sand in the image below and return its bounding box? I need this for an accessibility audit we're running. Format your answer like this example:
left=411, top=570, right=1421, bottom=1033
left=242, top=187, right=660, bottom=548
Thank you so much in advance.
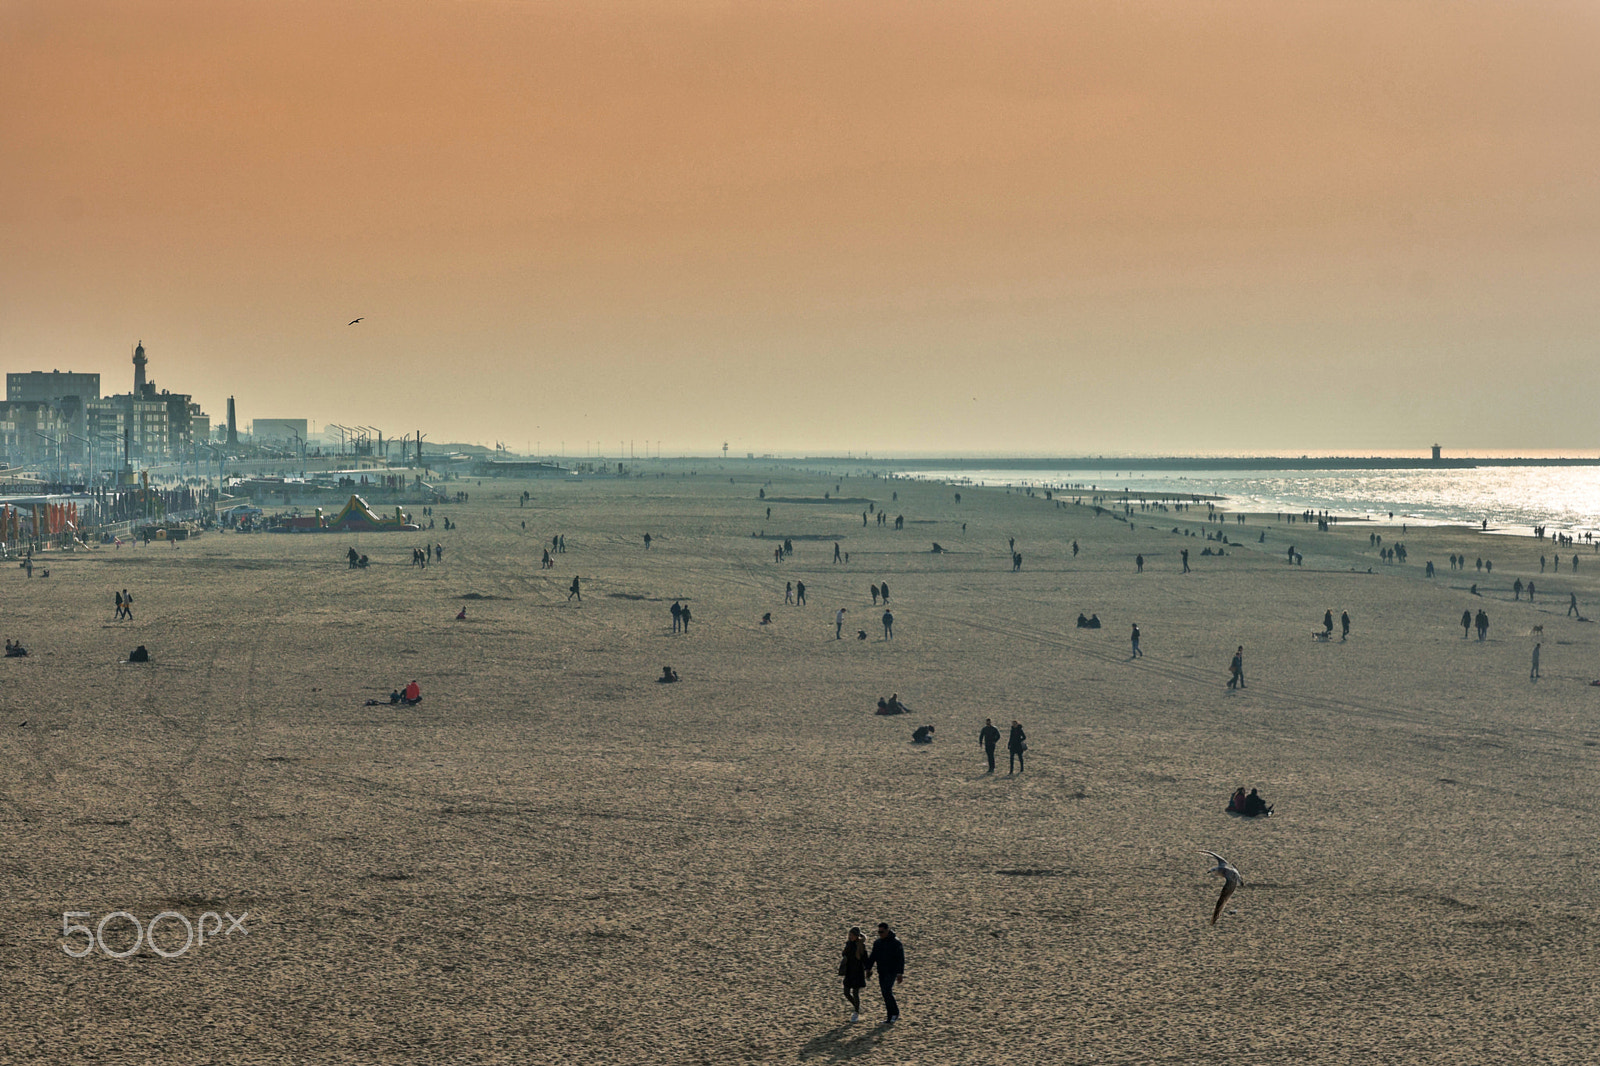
left=978, top=718, right=1027, bottom=773
left=838, top=923, right=905, bottom=1024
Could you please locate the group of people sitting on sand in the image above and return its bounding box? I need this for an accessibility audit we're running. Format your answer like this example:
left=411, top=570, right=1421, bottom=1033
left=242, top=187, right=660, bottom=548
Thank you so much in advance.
left=1226, top=787, right=1273, bottom=818
left=367, top=680, right=422, bottom=706
left=1075, top=613, right=1102, bottom=629
left=4, top=639, right=27, bottom=658
left=875, top=694, right=909, bottom=715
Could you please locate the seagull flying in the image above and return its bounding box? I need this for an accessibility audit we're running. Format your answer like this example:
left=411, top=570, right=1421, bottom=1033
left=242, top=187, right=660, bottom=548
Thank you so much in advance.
left=1201, top=851, right=1243, bottom=925
left=348, top=317, right=363, bottom=326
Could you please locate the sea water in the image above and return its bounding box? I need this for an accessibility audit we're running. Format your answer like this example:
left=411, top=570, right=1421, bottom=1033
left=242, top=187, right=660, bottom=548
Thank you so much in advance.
left=898, top=466, right=1600, bottom=538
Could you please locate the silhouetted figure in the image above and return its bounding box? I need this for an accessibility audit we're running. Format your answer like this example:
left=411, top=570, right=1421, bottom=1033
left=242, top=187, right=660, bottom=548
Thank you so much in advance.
left=979, top=718, right=1001, bottom=773
left=1007, top=720, right=1027, bottom=773
left=1241, top=788, right=1273, bottom=817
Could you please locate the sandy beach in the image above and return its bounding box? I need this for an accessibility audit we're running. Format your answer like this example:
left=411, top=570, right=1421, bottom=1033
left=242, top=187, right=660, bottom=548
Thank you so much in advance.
left=3, top=465, right=1598, bottom=1063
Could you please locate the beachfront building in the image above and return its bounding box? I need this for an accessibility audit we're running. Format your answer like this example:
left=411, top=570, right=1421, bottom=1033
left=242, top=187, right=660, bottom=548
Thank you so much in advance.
left=84, top=342, right=213, bottom=475
left=0, top=401, right=71, bottom=474
left=6, top=369, right=101, bottom=468
left=7, top=346, right=212, bottom=479
left=87, top=395, right=170, bottom=471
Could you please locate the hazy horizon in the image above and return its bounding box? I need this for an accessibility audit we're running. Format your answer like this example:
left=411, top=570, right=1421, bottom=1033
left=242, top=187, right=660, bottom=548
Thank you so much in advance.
left=5, top=0, right=1598, bottom=455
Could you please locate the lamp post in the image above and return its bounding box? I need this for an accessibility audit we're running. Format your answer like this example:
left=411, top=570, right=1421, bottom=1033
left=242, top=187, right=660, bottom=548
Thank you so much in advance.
left=65, top=431, right=96, bottom=486
left=35, top=431, right=62, bottom=486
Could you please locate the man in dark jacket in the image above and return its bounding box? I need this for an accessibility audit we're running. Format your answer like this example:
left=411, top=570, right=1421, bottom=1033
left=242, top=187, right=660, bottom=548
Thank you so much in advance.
left=978, top=718, right=1001, bottom=773
left=866, top=923, right=905, bottom=1023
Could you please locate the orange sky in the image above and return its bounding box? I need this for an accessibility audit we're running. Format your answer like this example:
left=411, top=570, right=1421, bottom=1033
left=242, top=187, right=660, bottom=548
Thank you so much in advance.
left=3, top=0, right=1598, bottom=455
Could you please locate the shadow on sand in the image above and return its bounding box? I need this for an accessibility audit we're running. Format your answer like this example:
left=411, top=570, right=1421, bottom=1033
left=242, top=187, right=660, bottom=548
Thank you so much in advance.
left=798, top=1021, right=888, bottom=1062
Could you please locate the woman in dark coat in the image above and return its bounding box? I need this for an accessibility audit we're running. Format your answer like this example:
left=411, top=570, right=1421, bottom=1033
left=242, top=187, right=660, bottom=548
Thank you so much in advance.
left=839, top=927, right=869, bottom=1021
left=1008, top=721, right=1027, bottom=774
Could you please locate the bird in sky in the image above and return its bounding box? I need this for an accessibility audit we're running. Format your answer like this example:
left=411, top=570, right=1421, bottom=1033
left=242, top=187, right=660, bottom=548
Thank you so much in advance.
left=1201, top=851, right=1243, bottom=925
left=348, top=317, right=363, bottom=326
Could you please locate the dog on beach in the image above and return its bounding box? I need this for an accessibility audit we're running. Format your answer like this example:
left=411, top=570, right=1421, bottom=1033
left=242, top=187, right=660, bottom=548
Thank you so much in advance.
left=1530, top=625, right=1544, bottom=636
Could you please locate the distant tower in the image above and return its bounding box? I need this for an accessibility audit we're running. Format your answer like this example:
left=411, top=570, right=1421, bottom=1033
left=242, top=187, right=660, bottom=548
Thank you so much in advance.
left=132, top=340, right=148, bottom=394
left=227, top=396, right=238, bottom=445
left=1431, top=444, right=1442, bottom=462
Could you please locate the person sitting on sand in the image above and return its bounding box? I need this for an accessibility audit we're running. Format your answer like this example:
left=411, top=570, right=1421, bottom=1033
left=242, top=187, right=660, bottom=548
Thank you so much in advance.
left=911, top=724, right=935, bottom=744
left=456, top=607, right=467, bottom=620
left=761, top=612, right=772, bottom=625
left=876, top=698, right=891, bottom=715
left=1076, top=613, right=1090, bottom=628
left=658, top=666, right=679, bottom=683
left=401, top=680, right=422, bottom=705
left=1088, top=614, right=1101, bottom=629
left=127, top=645, right=150, bottom=663
left=1227, top=788, right=1247, bottom=814
left=886, top=694, right=906, bottom=715
left=1241, top=788, right=1273, bottom=817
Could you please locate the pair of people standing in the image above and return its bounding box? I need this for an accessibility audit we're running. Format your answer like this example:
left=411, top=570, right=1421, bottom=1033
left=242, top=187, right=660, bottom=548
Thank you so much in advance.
left=113, top=589, right=134, bottom=620
left=838, top=924, right=905, bottom=1024
left=977, top=718, right=1026, bottom=773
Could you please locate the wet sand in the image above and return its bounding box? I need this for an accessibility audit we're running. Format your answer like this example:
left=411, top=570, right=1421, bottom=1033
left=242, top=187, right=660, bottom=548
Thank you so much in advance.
left=3, top=465, right=1598, bottom=1063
